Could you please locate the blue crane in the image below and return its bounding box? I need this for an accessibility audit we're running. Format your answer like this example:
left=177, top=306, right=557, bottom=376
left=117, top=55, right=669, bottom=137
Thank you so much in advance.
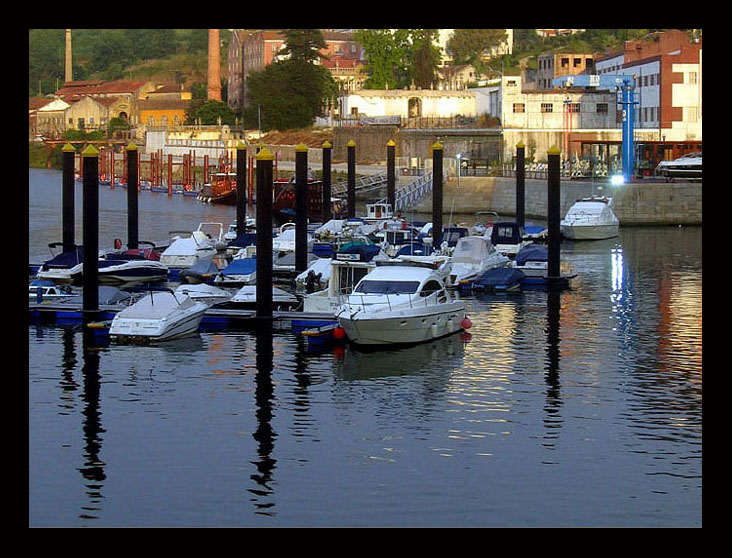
left=552, top=74, right=637, bottom=182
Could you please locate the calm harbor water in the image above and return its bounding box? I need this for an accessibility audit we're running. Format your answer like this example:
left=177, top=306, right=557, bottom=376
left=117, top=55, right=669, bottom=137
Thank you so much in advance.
left=28, top=168, right=702, bottom=527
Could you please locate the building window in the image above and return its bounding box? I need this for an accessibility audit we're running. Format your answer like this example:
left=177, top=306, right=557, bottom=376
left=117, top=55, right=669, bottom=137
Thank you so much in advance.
left=513, top=103, right=525, bottom=113
left=561, top=57, right=569, bottom=68
left=597, top=103, right=608, bottom=113
left=568, top=103, right=580, bottom=113
left=688, top=72, right=697, bottom=84
left=541, top=103, right=553, bottom=113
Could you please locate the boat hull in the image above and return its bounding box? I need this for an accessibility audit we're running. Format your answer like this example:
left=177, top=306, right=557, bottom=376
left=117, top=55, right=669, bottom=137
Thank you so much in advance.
left=561, top=223, right=618, bottom=240
left=109, top=309, right=206, bottom=343
left=337, top=301, right=466, bottom=346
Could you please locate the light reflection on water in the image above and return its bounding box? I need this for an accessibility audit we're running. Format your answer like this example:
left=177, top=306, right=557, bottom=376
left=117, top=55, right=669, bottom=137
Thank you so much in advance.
left=29, top=169, right=701, bottom=526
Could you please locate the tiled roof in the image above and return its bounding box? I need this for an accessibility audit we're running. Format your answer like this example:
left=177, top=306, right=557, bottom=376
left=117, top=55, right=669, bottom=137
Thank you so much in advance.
left=29, top=97, right=52, bottom=111
left=55, top=80, right=149, bottom=96
left=139, top=99, right=190, bottom=110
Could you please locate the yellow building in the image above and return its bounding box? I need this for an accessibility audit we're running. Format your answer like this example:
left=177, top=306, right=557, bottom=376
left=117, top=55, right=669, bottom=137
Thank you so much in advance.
left=138, top=99, right=190, bottom=128
left=138, top=84, right=192, bottom=128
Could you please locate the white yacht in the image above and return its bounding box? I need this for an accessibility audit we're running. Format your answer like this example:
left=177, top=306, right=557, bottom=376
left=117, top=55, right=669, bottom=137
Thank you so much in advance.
left=560, top=197, right=619, bottom=240
left=335, top=261, right=467, bottom=346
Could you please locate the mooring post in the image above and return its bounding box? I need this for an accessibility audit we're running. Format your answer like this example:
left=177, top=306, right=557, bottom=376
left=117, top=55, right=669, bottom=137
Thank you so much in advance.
left=347, top=140, right=356, bottom=218
left=387, top=140, right=396, bottom=211
left=322, top=141, right=332, bottom=222
left=167, top=154, right=173, bottom=196
left=255, top=146, right=274, bottom=320
left=547, top=145, right=562, bottom=287
left=431, top=141, right=444, bottom=249
left=82, top=144, right=100, bottom=317
left=516, top=141, right=526, bottom=228
left=62, top=143, right=76, bottom=253
left=126, top=143, right=139, bottom=250
left=295, top=143, right=309, bottom=273
left=236, top=141, right=247, bottom=231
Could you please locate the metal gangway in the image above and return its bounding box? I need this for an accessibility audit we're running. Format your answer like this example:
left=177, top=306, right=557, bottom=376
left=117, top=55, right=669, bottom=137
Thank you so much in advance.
left=375, top=171, right=441, bottom=213
left=332, top=172, right=388, bottom=197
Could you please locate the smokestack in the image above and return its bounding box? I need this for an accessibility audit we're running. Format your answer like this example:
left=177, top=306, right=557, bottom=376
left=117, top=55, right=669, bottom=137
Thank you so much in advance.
left=65, top=29, right=72, bottom=84
left=207, top=29, right=222, bottom=102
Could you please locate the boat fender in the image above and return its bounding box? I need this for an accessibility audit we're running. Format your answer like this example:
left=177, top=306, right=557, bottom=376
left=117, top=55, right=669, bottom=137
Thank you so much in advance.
left=461, top=316, right=472, bottom=330
left=402, top=221, right=407, bottom=230
left=185, top=183, right=192, bottom=192
left=333, top=327, right=346, bottom=340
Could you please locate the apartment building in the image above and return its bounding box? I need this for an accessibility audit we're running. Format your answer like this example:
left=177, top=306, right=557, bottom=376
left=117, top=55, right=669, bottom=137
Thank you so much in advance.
left=595, top=29, right=702, bottom=142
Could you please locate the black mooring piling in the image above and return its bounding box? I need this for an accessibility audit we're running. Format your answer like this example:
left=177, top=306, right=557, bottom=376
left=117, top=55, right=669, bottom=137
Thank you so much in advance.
left=322, top=141, right=332, bottom=223
left=516, top=141, right=526, bottom=229
left=126, top=143, right=139, bottom=250
left=547, top=145, right=562, bottom=288
left=62, top=143, right=76, bottom=253
left=82, top=145, right=99, bottom=316
left=236, top=141, right=247, bottom=232
left=255, top=147, right=274, bottom=320
left=431, top=141, right=444, bottom=249
left=295, top=143, right=308, bottom=272
left=387, top=140, right=396, bottom=210
left=347, top=140, right=356, bottom=219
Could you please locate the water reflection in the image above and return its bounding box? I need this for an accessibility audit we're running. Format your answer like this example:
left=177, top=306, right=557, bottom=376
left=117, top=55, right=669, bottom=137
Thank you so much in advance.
left=249, top=323, right=277, bottom=516
left=78, top=330, right=106, bottom=521
left=543, top=290, right=562, bottom=452
left=334, top=332, right=468, bottom=380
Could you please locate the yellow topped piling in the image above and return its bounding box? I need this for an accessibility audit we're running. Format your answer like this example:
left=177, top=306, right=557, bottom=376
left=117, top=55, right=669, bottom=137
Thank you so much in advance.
left=322, top=140, right=332, bottom=149
left=62, top=143, right=75, bottom=152
left=548, top=145, right=561, bottom=156
left=126, top=142, right=137, bottom=151
left=432, top=140, right=443, bottom=150
left=256, top=146, right=274, bottom=161
left=347, top=140, right=356, bottom=147
left=295, top=142, right=308, bottom=152
left=82, top=144, right=99, bottom=157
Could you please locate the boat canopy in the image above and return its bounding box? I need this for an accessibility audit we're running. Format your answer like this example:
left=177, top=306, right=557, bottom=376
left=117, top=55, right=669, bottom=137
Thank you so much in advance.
left=491, top=222, right=524, bottom=245
left=41, top=246, right=83, bottom=269
left=452, top=236, right=493, bottom=264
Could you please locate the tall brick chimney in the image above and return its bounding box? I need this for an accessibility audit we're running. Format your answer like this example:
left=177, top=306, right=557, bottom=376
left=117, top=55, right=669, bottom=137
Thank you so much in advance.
left=65, top=29, right=72, bottom=83
left=207, top=29, right=222, bottom=101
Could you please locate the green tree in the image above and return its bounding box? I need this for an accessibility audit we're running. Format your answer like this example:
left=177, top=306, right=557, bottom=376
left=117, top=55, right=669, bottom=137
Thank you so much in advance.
left=242, top=30, right=337, bottom=131
left=188, top=100, right=236, bottom=125
left=447, top=29, right=508, bottom=67
left=354, top=29, right=440, bottom=90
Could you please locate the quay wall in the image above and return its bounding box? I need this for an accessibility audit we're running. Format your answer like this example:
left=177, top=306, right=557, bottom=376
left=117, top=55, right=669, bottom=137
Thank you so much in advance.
left=411, top=176, right=702, bottom=225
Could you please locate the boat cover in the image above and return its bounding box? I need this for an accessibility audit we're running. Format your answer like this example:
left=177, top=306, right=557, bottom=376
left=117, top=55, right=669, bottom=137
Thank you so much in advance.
left=179, top=259, right=221, bottom=282
left=228, top=232, right=257, bottom=249
left=41, top=246, right=83, bottom=269
left=397, top=243, right=433, bottom=256
left=115, top=291, right=198, bottom=319
left=220, top=258, right=256, bottom=276
left=515, top=245, right=547, bottom=266
left=452, top=236, right=493, bottom=264
left=474, top=267, right=525, bottom=288
left=337, top=244, right=382, bottom=261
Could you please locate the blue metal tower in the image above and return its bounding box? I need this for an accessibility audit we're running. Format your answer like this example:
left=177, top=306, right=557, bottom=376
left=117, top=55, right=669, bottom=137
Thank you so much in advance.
left=552, top=74, right=638, bottom=182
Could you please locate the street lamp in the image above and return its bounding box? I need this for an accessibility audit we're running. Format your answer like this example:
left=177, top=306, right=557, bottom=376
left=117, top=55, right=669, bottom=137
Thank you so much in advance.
left=456, top=153, right=462, bottom=188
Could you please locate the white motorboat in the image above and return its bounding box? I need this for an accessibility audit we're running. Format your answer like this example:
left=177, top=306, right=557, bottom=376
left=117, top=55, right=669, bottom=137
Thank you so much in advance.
left=214, top=256, right=257, bottom=286
left=97, top=256, right=169, bottom=284
left=35, top=245, right=84, bottom=283
left=109, top=289, right=208, bottom=343
left=29, top=280, right=76, bottom=300
left=160, top=222, right=224, bottom=269
left=560, top=197, right=619, bottom=240
left=174, top=283, right=233, bottom=306
left=448, top=235, right=511, bottom=286
left=656, top=152, right=701, bottom=179
left=223, top=218, right=256, bottom=241
left=272, top=223, right=313, bottom=255
left=217, top=285, right=300, bottom=311
left=335, top=261, right=467, bottom=346
left=511, top=244, right=548, bottom=278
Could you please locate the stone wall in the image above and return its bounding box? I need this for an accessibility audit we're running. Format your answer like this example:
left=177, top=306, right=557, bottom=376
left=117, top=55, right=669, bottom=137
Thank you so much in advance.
left=412, top=175, right=702, bottom=225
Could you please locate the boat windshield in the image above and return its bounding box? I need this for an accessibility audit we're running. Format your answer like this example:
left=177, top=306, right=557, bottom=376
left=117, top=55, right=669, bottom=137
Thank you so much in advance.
left=354, top=280, right=420, bottom=294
